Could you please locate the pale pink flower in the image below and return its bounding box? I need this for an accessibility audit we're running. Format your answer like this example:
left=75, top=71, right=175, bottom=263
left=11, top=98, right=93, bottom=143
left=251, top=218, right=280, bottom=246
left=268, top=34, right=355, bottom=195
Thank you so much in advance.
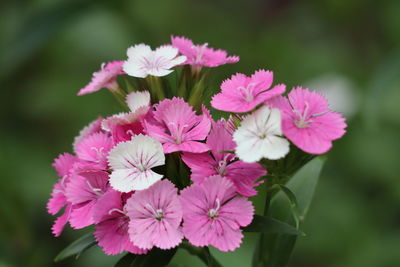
left=74, top=132, right=113, bottom=169
left=126, top=90, right=151, bottom=113
left=65, top=170, right=109, bottom=229
left=180, top=175, right=254, bottom=252
left=233, top=106, right=290, bottom=162
left=93, top=189, right=147, bottom=255
left=108, top=134, right=165, bottom=192
left=268, top=87, right=347, bottom=154
left=77, top=61, right=124, bottom=96
left=72, top=117, right=104, bottom=152
left=171, top=36, right=239, bottom=69
left=123, top=44, right=186, bottom=78
left=144, top=97, right=211, bottom=153
left=126, top=179, right=183, bottom=250
left=211, top=70, right=285, bottom=113
left=182, top=120, right=266, bottom=197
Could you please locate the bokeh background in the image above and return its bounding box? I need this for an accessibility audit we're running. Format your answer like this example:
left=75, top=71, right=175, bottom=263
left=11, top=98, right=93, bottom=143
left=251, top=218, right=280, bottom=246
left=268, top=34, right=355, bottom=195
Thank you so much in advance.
left=1, top=0, right=400, bottom=266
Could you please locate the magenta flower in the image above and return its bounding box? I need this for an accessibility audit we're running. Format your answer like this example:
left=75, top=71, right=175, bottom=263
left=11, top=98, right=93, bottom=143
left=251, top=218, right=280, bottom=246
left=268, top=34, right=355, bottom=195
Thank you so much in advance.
left=125, top=179, right=183, bottom=250
left=78, top=61, right=124, bottom=96
left=144, top=97, right=211, bottom=153
left=65, top=170, right=109, bottom=229
left=182, top=120, right=266, bottom=197
left=180, top=175, right=254, bottom=252
left=93, top=189, right=147, bottom=255
left=268, top=87, right=347, bottom=154
left=171, top=36, right=239, bottom=69
left=74, top=132, right=114, bottom=169
left=211, top=70, right=285, bottom=113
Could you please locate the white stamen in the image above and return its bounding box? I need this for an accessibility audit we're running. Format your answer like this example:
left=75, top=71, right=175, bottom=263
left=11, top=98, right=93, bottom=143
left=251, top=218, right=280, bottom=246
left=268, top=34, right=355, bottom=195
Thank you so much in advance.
left=108, top=208, right=126, bottom=216
left=208, top=198, right=221, bottom=219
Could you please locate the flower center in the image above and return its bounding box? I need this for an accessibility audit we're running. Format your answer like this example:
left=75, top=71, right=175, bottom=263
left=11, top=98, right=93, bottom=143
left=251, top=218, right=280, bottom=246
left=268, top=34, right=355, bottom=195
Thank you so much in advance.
left=168, top=122, right=189, bottom=144
left=208, top=198, right=221, bottom=219
left=292, top=101, right=311, bottom=129
left=215, top=155, right=230, bottom=176
left=90, top=146, right=105, bottom=162
left=146, top=204, right=164, bottom=221
left=86, top=180, right=104, bottom=196
left=237, top=83, right=256, bottom=102
left=194, top=43, right=208, bottom=64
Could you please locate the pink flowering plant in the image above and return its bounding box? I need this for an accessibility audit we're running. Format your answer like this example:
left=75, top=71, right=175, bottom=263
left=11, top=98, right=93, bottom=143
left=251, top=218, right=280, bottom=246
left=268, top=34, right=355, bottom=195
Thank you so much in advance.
left=48, top=36, right=346, bottom=266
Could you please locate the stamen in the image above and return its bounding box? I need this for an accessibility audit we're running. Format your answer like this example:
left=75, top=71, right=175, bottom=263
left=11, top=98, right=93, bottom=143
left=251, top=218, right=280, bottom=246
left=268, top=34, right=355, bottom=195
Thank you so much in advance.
left=208, top=198, right=221, bottom=219
left=168, top=122, right=189, bottom=144
left=126, top=129, right=134, bottom=137
left=90, top=146, right=105, bottom=162
left=194, top=43, right=208, bottom=64
left=237, top=83, right=256, bottom=102
left=145, top=203, right=164, bottom=221
left=86, top=180, right=103, bottom=196
left=108, top=208, right=126, bottom=216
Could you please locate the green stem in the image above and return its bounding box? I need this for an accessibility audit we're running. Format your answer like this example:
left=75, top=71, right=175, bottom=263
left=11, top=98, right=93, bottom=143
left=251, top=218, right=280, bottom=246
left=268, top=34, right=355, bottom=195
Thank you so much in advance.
left=181, top=242, right=223, bottom=267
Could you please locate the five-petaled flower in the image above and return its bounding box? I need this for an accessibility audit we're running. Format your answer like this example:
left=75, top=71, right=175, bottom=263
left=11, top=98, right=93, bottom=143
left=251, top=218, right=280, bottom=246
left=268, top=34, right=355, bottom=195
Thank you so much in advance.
left=123, top=44, right=186, bottom=78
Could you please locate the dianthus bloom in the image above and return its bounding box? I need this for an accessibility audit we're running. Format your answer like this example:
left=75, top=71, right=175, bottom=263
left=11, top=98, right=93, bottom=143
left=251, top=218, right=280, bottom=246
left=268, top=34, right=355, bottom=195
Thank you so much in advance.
left=126, top=179, right=183, bottom=250
left=233, top=106, right=290, bottom=162
left=144, top=97, right=211, bottom=153
left=108, top=134, right=165, bottom=192
left=74, top=132, right=113, bottom=169
left=211, top=70, right=285, bottom=113
left=77, top=61, right=124, bottom=96
left=65, top=170, right=109, bottom=229
left=171, top=36, right=239, bottom=69
left=123, top=44, right=186, bottom=78
left=268, top=87, right=346, bottom=154
left=182, top=120, right=266, bottom=197
left=93, top=189, right=146, bottom=255
left=180, top=175, right=254, bottom=252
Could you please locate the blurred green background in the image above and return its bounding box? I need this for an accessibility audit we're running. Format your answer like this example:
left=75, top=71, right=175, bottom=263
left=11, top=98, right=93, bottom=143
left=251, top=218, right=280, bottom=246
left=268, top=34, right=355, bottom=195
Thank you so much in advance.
left=1, top=0, right=400, bottom=266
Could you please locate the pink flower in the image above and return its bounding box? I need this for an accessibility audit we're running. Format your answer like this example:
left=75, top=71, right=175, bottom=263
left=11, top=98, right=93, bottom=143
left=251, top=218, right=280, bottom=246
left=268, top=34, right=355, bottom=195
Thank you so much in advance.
left=47, top=153, right=79, bottom=236
left=93, top=189, right=147, bottom=255
left=268, top=87, right=347, bottom=154
left=74, top=132, right=113, bottom=169
left=171, top=36, right=239, bottom=69
left=180, top=175, right=254, bottom=252
left=182, top=120, right=266, bottom=197
left=65, top=170, right=109, bottom=229
left=73, top=117, right=104, bottom=151
left=144, top=97, right=211, bottom=153
left=77, top=61, right=124, bottom=96
left=108, top=135, right=165, bottom=192
left=125, top=179, right=183, bottom=250
left=211, top=70, right=285, bottom=113
left=123, top=44, right=186, bottom=78
left=102, top=112, right=146, bottom=144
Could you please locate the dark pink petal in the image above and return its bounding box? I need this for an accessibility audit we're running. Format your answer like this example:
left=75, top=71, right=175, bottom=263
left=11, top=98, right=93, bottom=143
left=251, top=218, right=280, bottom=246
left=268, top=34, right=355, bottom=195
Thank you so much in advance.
left=51, top=205, right=72, bottom=237
left=181, top=152, right=216, bottom=183
left=69, top=202, right=96, bottom=229
left=52, top=153, right=78, bottom=177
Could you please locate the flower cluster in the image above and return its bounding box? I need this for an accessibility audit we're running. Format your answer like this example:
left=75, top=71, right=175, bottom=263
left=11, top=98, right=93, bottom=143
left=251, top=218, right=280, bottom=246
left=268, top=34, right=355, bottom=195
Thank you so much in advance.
left=48, top=36, right=346, bottom=257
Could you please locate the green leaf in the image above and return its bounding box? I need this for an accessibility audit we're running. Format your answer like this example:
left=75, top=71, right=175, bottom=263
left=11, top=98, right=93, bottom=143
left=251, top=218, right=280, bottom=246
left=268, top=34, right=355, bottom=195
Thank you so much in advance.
left=244, top=215, right=303, bottom=236
left=253, top=157, right=326, bottom=267
left=54, top=232, right=96, bottom=262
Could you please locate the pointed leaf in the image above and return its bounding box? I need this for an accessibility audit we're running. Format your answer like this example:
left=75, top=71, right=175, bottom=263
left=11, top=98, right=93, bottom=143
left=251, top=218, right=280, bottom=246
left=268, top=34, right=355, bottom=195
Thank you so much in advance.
left=54, top=232, right=96, bottom=262
left=254, top=157, right=326, bottom=267
left=244, top=215, right=303, bottom=235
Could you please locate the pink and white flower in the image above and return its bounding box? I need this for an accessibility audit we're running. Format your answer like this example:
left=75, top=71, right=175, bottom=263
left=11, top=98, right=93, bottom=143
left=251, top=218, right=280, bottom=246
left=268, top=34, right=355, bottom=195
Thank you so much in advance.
left=77, top=61, right=124, bottom=96
left=108, top=134, right=165, bottom=192
left=171, top=36, right=239, bottom=69
left=126, top=179, right=183, bottom=250
left=180, top=175, right=254, bottom=252
left=123, top=44, right=186, bottom=78
left=268, top=87, right=347, bottom=154
left=126, top=90, right=151, bottom=113
left=182, top=120, right=266, bottom=197
left=93, top=189, right=147, bottom=255
left=211, top=70, right=285, bottom=113
left=233, top=106, right=290, bottom=162
left=144, top=97, right=211, bottom=153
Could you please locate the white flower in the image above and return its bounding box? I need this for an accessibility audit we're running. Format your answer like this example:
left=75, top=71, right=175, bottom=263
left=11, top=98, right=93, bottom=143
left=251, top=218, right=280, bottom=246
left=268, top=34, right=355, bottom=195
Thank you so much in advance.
left=123, top=44, right=186, bottom=78
left=108, top=134, right=165, bottom=192
left=233, top=106, right=290, bottom=162
left=126, top=90, right=151, bottom=113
